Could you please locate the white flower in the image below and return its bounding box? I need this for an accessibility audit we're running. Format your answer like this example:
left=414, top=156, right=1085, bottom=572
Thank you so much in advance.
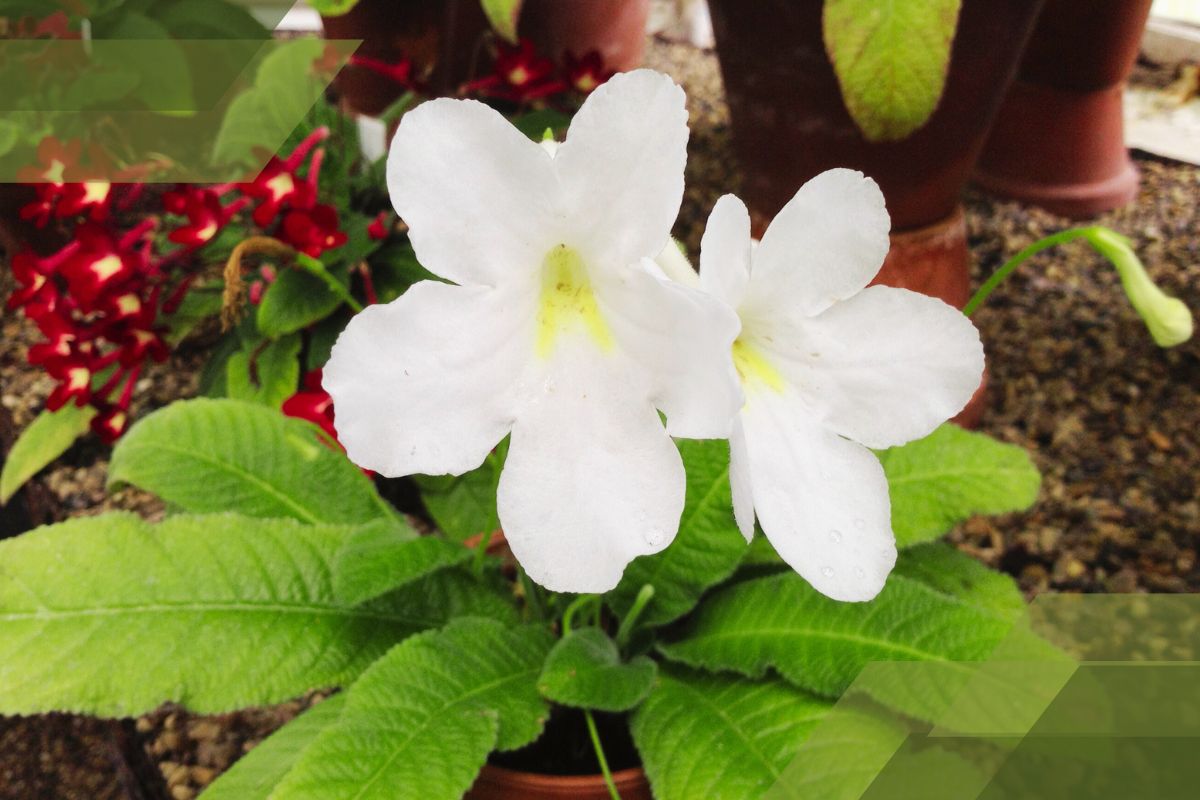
left=323, top=70, right=742, bottom=593
left=697, top=170, right=985, bottom=601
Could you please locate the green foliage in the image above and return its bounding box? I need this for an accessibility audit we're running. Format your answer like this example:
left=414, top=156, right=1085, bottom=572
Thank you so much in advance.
left=108, top=398, right=392, bottom=525
left=480, top=0, right=525, bottom=43
left=332, top=520, right=471, bottom=605
left=631, top=666, right=831, bottom=800
left=200, top=695, right=346, bottom=800
left=823, top=0, right=962, bottom=141
left=879, top=424, right=1041, bottom=548
left=165, top=286, right=223, bottom=343
left=225, top=334, right=302, bottom=408
left=257, top=269, right=342, bottom=339
left=659, top=570, right=1021, bottom=698
left=609, top=439, right=746, bottom=628
left=306, top=0, right=361, bottom=15
left=272, top=618, right=554, bottom=800
left=370, top=241, right=440, bottom=304
left=893, top=542, right=1025, bottom=619
left=538, top=628, right=656, bottom=712
left=415, top=443, right=506, bottom=542
left=0, top=404, right=95, bottom=505
left=0, top=513, right=468, bottom=716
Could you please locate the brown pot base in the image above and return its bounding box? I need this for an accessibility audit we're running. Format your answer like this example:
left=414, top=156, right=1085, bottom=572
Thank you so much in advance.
left=466, top=764, right=652, bottom=799
left=974, top=80, right=1139, bottom=218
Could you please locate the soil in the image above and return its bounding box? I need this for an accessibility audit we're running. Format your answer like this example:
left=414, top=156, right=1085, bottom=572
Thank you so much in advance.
left=1, top=37, right=1198, bottom=800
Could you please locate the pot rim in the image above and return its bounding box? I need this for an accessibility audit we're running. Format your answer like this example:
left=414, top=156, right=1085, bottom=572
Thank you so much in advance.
left=476, top=762, right=648, bottom=789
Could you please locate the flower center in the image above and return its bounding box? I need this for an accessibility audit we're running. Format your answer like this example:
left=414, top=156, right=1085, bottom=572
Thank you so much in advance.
left=732, top=337, right=785, bottom=393
left=536, top=245, right=612, bottom=358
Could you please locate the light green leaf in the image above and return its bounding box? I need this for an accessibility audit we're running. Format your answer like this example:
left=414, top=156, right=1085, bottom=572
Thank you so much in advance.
left=0, top=120, right=19, bottom=156
left=0, top=404, right=95, bottom=505
left=109, top=398, right=392, bottom=525
left=893, top=542, right=1025, bottom=620
left=200, top=695, right=346, bottom=800
left=226, top=334, right=302, bottom=409
left=415, top=442, right=505, bottom=542
left=96, top=13, right=195, bottom=114
left=332, top=521, right=471, bottom=605
left=165, top=286, right=223, bottom=344
left=0, top=513, right=471, bottom=717
left=660, top=571, right=1021, bottom=698
left=272, top=618, right=554, bottom=800
left=307, top=0, right=361, bottom=16
left=538, top=628, right=656, bottom=712
left=823, top=0, right=962, bottom=141
left=608, top=439, right=747, bottom=628
left=631, top=666, right=832, bottom=800
left=878, top=424, right=1040, bottom=548
left=257, top=269, right=341, bottom=339
left=481, top=0, right=524, bottom=43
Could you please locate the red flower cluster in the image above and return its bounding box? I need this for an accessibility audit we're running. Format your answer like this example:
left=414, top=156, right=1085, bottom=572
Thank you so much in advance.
left=282, top=369, right=373, bottom=476
left=465, top=39, right=615, bottom=103
left=8, top=128, right=350, bottom=442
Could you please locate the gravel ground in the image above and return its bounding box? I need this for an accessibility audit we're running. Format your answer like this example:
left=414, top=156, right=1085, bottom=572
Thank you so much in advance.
left=1, top=38, right=1197, bottom=799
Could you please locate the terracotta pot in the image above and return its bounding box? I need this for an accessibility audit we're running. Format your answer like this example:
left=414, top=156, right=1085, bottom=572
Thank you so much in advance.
left=466, top=764, right=652, bottom=800
left=974, top=0, right=1153, bottom=218
left=519, top=0, right=650, bottom=72
left=322, top=0, right=491, bottom=116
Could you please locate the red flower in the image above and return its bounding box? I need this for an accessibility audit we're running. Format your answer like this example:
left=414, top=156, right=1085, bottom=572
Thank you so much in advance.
left=281, top=204, right=348, bottom=258
left=45, top=356, right=93, bottom=411
left=58, top=224, right=143, bottom=310
left=16, top=137, right=82, bottom=184
left=166, top=187, right=236, bottom=249
left=56, top=181, right=114, bottom=220
left=90, top=403, right=130, bottom=444
left=241, top=159, right=317, bottom=227
left=367, top=211, right=390, bottom=241
left=350, top=55, right=423, bottom=93
left=563, top=50, right=614, bottom=94
left=115, top=328, right=169, bottom=367
left=282, top=369, right=338, bottom=440
left=7, top=250, right=60, bottom=319
left=465, top=39, right=567, bottom=102
left=26, top=314, right=84, bottom=369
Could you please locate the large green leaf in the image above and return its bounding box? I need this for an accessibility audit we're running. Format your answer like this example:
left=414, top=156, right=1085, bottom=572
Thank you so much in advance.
left=823, top=0, right=962, bottom=141
left=109, top=398, right=393, bottom=525
left=538, top=628, right=656, bottom=712
left=332, top=521, right=471, bottom=605
left=879, top=424, right=1040, bottom=548
left=893, top=542, right=1025, bottom=620
left=272, top=618, right=554, bottom=800
left=631, top=666, right=832, bottom=800
left=659, top=571, right=1020, bottom=698
left=0, top=404, right=95, bottom=505
left=226, top=334, right=302, bottom=409
left=201, top=695, right=346, bottom=800
left=414, top=443, right=505, bottom=543
left=608, top=439, right=747, bottom=628
left=257, top=268, right=341, bottom=339
left=0, top=513, right=478, bottom=717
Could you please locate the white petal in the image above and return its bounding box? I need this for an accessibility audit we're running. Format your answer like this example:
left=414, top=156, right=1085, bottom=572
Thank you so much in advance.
left=323, top=281, right=529, bottom=477
left=729, top=418, right=755, bottom=543
left=653, top=239, right=700, bottom=288
left=752, top=285, right=984, bottom=449
left=553, top=70, right=689, bottom=272
left=598, top=259, right=742, bottom=439
left=699, top=194, right=752, bottom=308
left=388, top=98, right=560, bottom=288
left=497, top=342, right=684, bottom=593
left=740, top=390, right=896, bottom=601
left=744, top=169, right=890, bottom=318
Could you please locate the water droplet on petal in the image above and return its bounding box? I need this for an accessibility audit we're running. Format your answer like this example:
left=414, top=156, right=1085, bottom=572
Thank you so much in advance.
left=820, top=566, right=834, bottom=578
left=543, top=378, right=557, bottom=393
left=853, top=518, right=866, bottom=530
left=828, top=529, right=843, bottom=544
left=644, top=527, right=665, bottom=547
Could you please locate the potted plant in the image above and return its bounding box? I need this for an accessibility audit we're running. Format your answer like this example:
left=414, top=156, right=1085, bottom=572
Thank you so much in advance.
left=974, top=0, right=1155, bottom=217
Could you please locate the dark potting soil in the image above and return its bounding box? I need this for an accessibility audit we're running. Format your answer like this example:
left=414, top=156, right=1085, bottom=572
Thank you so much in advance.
left=1, top=34, right=1198, bottom=800
left=489, top=708, right=641, bottom=776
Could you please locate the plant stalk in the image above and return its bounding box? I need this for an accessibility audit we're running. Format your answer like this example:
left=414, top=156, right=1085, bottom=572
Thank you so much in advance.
left=584, top=709, right=622, bottom=800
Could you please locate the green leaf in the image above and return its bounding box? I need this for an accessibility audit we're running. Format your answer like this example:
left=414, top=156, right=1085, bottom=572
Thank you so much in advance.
left=109, top=398, right=392, bottom=525
left=608, top=439, right=747, bottom=628
left=307, top=0, right=361, bottom=16
left=878, top=424, right=1040, bottom=548
left=660, top=571, right=1021, bottom=698
left=165, top=286, right=223, bottom=343
left=226, top=334, right=302, bottom=409
left=631, top=666, right=831, bottom=800
left=333, top=521, right=471, bottom=605
left=0, top=120, right=19, bottom=157
left=0, top=513, right=471, bottom=717
left=538, top=628, right=656, bottom=712
left=370, top=241, right=440, bottom=305
left=893, top=542, right=1025, bottom=620
left=272, top=618, right=554, bottom=800
left=481, top=0, right=524, bottom=43
left=823, top=0, right=962, bottom=141
left=257, top=269, right=341, bottom=339
left=95, top=13, right=195, bottom=114
left=414, top=441, right=506, bottom=542
left=0, top=404, right=95, bottom=505
left=200, top=695, right=346, bottom=800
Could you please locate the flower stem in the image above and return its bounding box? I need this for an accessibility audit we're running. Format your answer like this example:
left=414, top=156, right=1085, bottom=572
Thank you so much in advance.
left=584, top=710, right=621, bottom=800
left=614, top=584, right=655, bottom=650
left=963, top=227, right=1097, bottom=317
left=560, top=594, right=597, bottom=636
left=295, top=253, right=364, bottom=313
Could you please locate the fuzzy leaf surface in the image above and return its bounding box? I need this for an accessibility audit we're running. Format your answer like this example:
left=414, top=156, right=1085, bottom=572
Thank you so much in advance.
left=538, top=628, right=656, bottom=712
left=332, top=521, right=470, bottom=605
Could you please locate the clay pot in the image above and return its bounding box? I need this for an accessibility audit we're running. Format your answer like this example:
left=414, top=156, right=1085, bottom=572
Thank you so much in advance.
left=466, top=764, right=652, bottom=800
left=519, top=0, right=650, bottom=72
left=321, top=0, right=491, bottom=116
left=974, top=0, right=1154, bottom=217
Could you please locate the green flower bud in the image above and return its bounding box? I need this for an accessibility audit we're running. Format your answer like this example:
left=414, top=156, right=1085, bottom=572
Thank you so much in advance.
left=1088, top=228, right=1194, bottom=348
